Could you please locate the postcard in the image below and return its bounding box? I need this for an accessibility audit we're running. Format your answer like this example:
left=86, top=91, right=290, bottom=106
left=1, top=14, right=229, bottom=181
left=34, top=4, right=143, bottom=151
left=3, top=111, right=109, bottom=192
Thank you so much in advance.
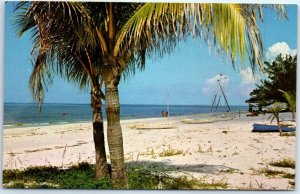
left=2, top=1, right=297, bottom=190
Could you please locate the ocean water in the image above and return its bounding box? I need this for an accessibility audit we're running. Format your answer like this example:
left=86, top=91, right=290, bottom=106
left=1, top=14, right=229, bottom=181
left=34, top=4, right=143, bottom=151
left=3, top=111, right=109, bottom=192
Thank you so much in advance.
left=3, top=103, right=247, bottom=128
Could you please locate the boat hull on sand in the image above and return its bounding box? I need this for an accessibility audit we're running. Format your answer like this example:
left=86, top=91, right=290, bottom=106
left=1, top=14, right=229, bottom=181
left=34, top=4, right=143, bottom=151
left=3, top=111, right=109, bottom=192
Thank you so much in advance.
left=130, top=124, right=175, bottom=129
left=252, top=123, right=296, bottom=132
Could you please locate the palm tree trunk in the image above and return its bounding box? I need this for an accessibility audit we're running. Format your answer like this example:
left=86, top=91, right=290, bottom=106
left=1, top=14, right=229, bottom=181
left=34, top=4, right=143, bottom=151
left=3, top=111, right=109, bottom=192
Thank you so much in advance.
left=91, top=86, right=109, bottom=179
left=105, top=79, right=127, bottom=188
left=276, top=116, right=283, bottom=136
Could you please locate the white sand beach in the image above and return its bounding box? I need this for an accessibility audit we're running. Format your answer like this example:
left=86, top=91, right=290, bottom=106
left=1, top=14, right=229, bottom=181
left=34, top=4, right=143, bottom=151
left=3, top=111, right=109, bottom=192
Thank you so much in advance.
left=3, top=112, right=296, bottom=190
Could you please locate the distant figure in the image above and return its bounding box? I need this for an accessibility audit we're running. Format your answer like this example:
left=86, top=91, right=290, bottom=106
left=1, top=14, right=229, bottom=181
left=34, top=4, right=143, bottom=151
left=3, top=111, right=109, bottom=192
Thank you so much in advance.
left=248, top=104, right=253, bottom=112
left=165, top=111, right=169, bottom=117
left=161, top=111, right=165, bottom=117
left=258, top=105, right=262, bottom=113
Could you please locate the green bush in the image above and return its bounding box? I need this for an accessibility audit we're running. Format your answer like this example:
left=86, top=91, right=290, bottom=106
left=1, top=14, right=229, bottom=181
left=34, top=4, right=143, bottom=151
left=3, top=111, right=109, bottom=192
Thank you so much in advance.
left=127, top=166, right=160, bottom=189
left=3, top=162, right=228, bottom=189
left=5, top=180, right=25, bottom=188
left=3, top=163, right=111, bottom=189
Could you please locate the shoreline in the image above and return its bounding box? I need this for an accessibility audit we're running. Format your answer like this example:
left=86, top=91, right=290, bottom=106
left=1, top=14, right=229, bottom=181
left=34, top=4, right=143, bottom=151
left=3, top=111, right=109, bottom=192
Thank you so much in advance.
left=3, top=112, right=296, bottom=190
left=3, top=110, right=247, bottom=129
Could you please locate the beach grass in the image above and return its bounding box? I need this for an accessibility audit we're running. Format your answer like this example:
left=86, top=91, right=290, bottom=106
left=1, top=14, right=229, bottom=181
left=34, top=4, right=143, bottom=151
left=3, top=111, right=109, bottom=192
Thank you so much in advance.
left=158, top=145, right=184, bottom=157
left=282, top=173, right=295, bottom=179
left=269, top=158, right=295, bottom=169
left=3, top=162, right=228, bottom=189
left=260, top=168, right=288, bottom=177
left=251, top=166, right=295, bottom=179
left=281, top=132, right=296, bottom=137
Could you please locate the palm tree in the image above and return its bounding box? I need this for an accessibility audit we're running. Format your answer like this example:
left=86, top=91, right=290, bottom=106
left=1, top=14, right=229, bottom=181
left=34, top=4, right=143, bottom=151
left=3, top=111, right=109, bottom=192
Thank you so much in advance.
left=278, top=89, right=296, bottom=122
left=268, top=102, right=287, bottom=136
left=14, top=2, right=285, bottom=188
left=14, top=2, right=110, bottom=179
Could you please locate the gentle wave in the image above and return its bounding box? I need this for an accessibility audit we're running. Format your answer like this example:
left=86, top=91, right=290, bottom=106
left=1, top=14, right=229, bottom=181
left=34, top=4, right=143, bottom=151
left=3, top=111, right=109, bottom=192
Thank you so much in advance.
left=4, top=121, right=73, bottom=129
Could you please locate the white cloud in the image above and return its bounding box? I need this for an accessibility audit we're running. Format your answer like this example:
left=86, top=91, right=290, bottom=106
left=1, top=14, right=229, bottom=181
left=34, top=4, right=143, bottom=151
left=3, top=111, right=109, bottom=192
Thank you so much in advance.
left=266, top=42, right=297, bottom=61
left=240, top=68, right=255, bottom=83
left=238, top=67, right=257, bottom=97
left=203, top=74, right=229, bottom=96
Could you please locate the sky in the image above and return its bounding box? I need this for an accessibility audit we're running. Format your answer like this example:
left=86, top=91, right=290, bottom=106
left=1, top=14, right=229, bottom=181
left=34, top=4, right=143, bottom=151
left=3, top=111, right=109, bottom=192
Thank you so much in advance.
left=4, top=3, right=298, bottom=106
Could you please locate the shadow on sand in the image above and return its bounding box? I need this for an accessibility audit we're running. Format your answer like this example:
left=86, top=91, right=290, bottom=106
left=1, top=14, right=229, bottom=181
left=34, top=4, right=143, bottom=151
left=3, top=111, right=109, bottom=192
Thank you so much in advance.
left=126, top=160, right=237, bottom=175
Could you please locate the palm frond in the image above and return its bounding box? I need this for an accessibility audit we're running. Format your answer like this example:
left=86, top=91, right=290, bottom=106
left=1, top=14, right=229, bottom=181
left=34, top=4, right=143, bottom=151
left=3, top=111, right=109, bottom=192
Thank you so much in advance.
left=114, top=3, right=265, bottom=71
left=267, top=102, right=287, bottom=113
left=270, top=4, right=287, bottom=19
left=14, top=2, right=105, bottom=108
left=278, top=89, right=296, bottom=111
left=29, top=49, right=53, bottom=112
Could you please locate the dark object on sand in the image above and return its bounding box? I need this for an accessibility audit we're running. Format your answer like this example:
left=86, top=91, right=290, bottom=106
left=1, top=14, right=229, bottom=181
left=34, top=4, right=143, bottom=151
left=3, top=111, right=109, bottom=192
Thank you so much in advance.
left=252, top=123, right=296, bottom=132
left=161, top=111, right=165, bottom=117
left=247, top=112, right=259, bottom=117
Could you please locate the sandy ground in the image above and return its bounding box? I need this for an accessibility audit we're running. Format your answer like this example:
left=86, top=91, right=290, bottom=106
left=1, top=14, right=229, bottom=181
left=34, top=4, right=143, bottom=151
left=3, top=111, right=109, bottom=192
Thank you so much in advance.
left=2, top=112, right=296, bottom=190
